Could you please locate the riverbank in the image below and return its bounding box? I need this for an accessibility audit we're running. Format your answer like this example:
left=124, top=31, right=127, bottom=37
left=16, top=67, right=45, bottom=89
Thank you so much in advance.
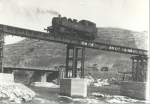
left=0, top=82, right=35, bottom=104
left=27, top=85, right=148, bottom=104
left=0, top=82, right=148, bottom=104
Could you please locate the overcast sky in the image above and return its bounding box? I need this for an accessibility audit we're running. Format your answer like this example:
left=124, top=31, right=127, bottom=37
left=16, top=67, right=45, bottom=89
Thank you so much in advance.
left=0, top=0, right=149, bottom=44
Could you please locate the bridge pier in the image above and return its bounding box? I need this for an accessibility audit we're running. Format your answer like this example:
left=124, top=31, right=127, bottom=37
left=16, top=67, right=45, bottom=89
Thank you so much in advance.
left=60, top=45, right=87, bottom=97
left=40, top=72, right=47, bottom=82
left=65, top=45, right=85, bottom=78
left=131, top=55, right=147, bottom=82
left=120, top=55, right=148, bottom=99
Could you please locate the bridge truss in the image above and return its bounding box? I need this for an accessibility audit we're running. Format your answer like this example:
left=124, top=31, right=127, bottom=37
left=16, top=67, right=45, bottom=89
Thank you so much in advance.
left=0, top=24, right=148, bottom=81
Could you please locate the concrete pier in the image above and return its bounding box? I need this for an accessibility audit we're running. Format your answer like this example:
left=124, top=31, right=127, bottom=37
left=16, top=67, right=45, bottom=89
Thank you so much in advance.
left=41, top=73, right=47, bottom=82
left=60, top=78, right=87, bottom=97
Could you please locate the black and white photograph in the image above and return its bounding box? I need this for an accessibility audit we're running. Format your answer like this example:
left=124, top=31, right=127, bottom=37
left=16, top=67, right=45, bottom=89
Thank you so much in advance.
left=0, top=0, right=149, bottom=104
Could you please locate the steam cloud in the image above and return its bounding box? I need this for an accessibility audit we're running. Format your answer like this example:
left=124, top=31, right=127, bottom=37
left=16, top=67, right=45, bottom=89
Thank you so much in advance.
left=36, top=8, right=60, bottom=16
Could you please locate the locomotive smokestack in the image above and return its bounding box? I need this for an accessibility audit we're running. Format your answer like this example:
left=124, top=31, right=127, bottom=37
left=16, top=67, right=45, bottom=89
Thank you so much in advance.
left=58, top=14, right=61, bottom=17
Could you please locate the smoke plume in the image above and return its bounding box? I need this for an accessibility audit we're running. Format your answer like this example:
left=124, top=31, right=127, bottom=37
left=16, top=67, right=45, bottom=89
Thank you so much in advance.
left=36, top=8, right=60, bottom=16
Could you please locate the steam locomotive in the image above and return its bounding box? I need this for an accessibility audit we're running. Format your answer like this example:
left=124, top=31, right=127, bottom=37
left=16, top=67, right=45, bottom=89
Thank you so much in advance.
left=46, top=15, right=97, bottom=40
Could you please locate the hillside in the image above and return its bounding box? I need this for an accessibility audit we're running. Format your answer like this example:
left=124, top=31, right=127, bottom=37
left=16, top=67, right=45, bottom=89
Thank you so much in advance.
left=3, top=27, right=148, bottom=74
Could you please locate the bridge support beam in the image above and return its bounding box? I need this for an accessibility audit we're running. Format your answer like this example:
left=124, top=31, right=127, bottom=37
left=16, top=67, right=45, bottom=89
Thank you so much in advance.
left=65, top=45, right=85, bottom=78
left=0, top=31, right=4, bottom=73
left=119, top=56, right=148, bottom=100
left=131, top=55, right=148, bottom=82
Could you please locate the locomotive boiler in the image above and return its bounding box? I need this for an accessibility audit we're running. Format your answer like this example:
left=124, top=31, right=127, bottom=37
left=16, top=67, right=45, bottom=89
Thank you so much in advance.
left=46, top=15, right=97, bottom=40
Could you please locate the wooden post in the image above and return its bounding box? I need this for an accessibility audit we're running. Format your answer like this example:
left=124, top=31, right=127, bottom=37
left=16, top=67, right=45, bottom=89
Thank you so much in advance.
left=0, top=31, right=4, bottom=73
left=81, top=47, right=85, bottom=78
left=72, top=47, right=76, bottom=78
left=73, top=47, right=78, bottom=77
left=72, top=47, right=78, bottom=78
left=66, top=45, right=69, bottom=78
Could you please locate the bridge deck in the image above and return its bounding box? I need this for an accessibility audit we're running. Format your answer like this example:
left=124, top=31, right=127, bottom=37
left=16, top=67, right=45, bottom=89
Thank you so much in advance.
left=0, top=24, right=147, bottom=56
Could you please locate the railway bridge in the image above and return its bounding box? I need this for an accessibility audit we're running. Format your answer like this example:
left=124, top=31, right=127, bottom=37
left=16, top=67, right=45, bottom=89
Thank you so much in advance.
left=0, top=24, right=148, bottom=98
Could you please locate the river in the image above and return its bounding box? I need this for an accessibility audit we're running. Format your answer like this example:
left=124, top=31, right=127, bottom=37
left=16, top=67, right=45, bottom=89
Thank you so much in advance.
left=0, top=86, right=149, bottom=104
